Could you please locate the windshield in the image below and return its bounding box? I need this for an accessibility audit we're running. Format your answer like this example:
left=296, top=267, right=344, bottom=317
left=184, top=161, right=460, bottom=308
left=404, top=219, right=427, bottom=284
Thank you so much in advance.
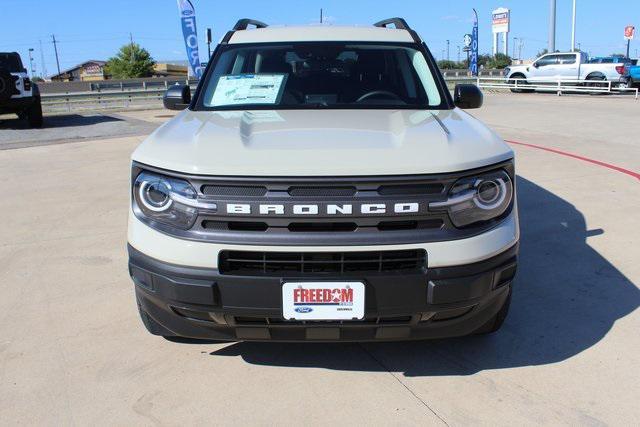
left=0, top=53, right=24, bottom=72
left=198, top=42, right=445, bottom=110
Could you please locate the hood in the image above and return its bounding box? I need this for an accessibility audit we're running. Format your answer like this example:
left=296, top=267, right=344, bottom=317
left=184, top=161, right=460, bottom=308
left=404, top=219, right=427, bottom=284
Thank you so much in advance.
left=507, top=64, right=529, bottom=74
left=132, top=109, right=513, bottom=176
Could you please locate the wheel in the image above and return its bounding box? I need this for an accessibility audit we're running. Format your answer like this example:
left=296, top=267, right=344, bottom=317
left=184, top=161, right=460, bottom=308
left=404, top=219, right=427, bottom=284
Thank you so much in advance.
left=473, top=286, right=511, bottom=335
left=585, top=75, right=607, bottom=94
left=26, top=97, right=43, bottom=128
left=136, top=295, right=174, bottom=337
left=509, top=74, right=534, bottom=93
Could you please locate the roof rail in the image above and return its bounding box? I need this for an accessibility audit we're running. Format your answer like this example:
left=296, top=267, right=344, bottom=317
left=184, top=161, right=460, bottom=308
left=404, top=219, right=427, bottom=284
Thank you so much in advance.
left=373, top=18, right=411, bottom=30
left=233, top=19, right=269, bottom=31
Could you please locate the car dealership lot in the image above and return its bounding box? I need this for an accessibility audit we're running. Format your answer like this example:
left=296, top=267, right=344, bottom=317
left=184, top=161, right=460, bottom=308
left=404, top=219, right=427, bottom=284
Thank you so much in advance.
left=1, top=93, right=638, bottom=425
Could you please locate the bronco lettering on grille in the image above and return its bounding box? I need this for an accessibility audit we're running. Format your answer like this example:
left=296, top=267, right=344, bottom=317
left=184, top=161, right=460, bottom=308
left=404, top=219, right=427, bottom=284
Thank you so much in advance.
left=225, top=203, right=420, bottom=215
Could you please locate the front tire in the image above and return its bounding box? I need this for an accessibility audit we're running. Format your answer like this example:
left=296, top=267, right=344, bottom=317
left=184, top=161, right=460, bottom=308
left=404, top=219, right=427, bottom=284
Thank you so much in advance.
left=474, top=286, right=511, bottom=335
left=509, top=75, right=534, bottom=93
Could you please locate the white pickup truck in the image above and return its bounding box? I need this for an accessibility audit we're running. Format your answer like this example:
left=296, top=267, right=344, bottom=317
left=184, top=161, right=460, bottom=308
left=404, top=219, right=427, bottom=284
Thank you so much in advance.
left=504, top=51, right=626, bottom=91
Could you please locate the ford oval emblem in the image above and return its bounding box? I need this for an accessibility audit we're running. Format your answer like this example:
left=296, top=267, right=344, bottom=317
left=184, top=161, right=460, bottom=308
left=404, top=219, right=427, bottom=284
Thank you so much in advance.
left=295, top=307, right=313, bottom=314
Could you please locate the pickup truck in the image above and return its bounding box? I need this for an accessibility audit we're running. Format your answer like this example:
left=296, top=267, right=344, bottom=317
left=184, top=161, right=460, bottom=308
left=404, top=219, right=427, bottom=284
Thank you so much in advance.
left=504, top=51, right=627, bottom=91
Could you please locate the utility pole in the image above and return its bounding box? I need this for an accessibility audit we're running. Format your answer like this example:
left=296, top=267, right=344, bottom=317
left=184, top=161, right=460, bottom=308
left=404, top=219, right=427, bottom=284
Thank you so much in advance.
left=39, top=40, right=47, bottom=79
left=548, top=0, right=556, bottom=52
left=28, top=48, right=35, bottom=78
left=130, top=32, right=135, bottom=63
left=571, top=0, right=577, bottom=51
left=320, top=8, right=323, bottom=24
left=206, top=28, right=212, bottom=59
left=457, top=45, right=460, bottom=62
left=513, top=37, right=518, bottom=59
left=519, top=39, right=524, bottom=60
left=446, top=40, right=450, bottom=61
left=51, top=34, right=61, bottom=76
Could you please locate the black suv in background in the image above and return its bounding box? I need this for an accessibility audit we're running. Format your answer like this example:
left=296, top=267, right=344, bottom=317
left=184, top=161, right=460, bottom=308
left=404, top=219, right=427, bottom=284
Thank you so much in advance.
left=0, top=52, right=43, bottom=128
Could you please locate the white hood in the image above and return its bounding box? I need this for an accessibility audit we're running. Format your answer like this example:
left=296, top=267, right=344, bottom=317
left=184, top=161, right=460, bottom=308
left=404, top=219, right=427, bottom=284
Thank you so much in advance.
left=131, top=109, right=513, bottom=176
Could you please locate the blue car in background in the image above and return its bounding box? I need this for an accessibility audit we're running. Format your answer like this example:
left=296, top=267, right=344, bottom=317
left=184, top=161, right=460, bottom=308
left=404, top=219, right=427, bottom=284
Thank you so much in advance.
left=623, top=60, right=640, bottom=88
left=588, top=56, right=629, bottom=64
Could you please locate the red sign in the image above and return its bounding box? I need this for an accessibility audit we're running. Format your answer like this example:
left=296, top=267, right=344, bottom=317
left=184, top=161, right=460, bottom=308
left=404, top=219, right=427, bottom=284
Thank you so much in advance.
left=293, top=287, right=353, bottom=305
left=625, top=25, right=635, bottom=40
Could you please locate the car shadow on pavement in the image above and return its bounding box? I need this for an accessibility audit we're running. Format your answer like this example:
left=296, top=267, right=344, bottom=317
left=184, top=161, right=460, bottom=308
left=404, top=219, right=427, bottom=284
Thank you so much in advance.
left=0, top=113, right=122, bottom=130
left=206, top=177, right=639, bottom=376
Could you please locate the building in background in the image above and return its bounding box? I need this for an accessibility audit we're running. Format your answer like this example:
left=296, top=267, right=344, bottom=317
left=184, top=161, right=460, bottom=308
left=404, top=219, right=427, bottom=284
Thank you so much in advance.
left=153, top=62, right=188, bottom=77
left=50, top=60, right=106, bottom=82
left=49, top=60, right=188, bottom=82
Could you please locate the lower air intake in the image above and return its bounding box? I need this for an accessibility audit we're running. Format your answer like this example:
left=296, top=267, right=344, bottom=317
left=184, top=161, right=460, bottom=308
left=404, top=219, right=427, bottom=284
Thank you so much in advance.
left=218, top=249, right=427, bottom=275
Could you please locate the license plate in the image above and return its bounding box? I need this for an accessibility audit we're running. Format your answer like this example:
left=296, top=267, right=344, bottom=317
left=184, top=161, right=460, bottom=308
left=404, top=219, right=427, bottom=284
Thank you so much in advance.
left=282, top=281, right=365, bottom=321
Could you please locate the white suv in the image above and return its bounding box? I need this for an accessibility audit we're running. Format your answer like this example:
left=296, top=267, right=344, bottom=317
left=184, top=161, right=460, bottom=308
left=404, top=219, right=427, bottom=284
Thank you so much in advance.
left=0, top=52, right=43, bottom=128
left=128, top=18, right=519, bottom=341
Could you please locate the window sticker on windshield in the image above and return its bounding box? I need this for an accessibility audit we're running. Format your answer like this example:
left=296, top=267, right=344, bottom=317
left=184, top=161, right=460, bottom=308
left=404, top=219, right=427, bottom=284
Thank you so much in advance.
left=210, top=74, right=288, bottom=106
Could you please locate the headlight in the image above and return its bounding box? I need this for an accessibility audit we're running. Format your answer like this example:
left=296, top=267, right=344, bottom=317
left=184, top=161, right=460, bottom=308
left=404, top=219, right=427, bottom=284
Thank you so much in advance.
left=430, top=169, right=513, bottom=227
left=133, top=171, right=207, bottom=230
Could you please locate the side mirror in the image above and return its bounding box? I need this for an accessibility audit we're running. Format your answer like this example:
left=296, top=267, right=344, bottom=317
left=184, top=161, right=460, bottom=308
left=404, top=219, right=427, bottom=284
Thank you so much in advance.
left=453, top=84, right=483, bottom=109
left=533, top=62, right=539, bottom=68
left=163, top=84, right=191, bottom=110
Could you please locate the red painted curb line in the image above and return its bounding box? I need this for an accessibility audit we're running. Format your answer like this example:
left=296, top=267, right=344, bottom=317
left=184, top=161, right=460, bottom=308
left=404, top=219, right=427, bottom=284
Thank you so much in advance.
left=506, top=140, right=640, bottom=182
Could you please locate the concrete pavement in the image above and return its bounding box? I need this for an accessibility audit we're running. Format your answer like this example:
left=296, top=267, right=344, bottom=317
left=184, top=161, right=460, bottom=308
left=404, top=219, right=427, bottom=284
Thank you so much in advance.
left=0, top=93, right=638, bottom=426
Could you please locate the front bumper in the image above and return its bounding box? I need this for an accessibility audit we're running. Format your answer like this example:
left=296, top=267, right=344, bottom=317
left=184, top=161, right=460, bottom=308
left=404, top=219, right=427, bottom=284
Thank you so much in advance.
left=129, top=242, right=518, bottom=341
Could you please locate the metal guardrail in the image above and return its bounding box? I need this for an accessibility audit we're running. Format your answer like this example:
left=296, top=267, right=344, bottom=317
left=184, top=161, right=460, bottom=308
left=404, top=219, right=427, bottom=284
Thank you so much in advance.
left=477, top=77, right=639, bottom=99
left=41, top=83, right=199, bottom=112
left=38, top=76, right=637, bottom=112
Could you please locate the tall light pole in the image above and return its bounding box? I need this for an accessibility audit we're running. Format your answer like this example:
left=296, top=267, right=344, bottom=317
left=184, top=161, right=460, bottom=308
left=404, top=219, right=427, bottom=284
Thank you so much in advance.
left=446, top=40, right=450, bottom=61
left=571, top=0, right=577, bottom=51
left=513, top=37, right=518, bottom=59
left=457, top=45, right=461, bottom=62
left=548, top=0, right=556, bottom=52
left=28, top=48, right=35, bottom=78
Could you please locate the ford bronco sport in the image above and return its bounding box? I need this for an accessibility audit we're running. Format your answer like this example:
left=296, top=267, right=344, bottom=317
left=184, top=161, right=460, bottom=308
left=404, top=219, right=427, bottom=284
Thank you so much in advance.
left=0, top=52, right=43, bottom=128
left=128, top=18, right=519, bottom=341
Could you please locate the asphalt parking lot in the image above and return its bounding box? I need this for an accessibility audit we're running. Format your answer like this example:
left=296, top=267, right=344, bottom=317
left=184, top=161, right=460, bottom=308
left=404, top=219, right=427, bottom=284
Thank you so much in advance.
left=1, top=93, right=638, bottom=425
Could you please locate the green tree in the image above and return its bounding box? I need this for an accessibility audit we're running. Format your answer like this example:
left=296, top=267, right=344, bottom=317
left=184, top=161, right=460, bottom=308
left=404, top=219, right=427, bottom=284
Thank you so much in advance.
left=536, top=48, right=549, bottom=58
left=437, top=60, right=462, bottom=69
left=486, top=53, right=512, bottom=69
left=105, top=43, right=156, bottom=79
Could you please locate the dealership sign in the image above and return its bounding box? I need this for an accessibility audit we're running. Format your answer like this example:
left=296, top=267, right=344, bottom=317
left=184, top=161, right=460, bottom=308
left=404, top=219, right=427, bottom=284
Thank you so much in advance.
left=625, top=25, right=635, bottom=40
left=470, top=10, right=479, bottom=76
left=176, top=0, right=202, bottom=78
left=492, top=7, right=510, bottom=34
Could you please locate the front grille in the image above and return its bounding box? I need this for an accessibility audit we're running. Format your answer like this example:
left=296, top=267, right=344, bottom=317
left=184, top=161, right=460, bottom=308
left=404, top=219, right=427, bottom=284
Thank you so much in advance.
left=288, top=187, right=357, bottom=197
left=219, top=249, right=427, bottom=275
left=201, top=185, right=267, bottom=197
left=132, top=160, right=514, bottom=246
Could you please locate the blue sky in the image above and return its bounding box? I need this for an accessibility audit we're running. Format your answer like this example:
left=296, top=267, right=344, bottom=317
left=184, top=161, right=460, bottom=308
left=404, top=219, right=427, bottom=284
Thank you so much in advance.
left=1, top=0, right=638, bottom=76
